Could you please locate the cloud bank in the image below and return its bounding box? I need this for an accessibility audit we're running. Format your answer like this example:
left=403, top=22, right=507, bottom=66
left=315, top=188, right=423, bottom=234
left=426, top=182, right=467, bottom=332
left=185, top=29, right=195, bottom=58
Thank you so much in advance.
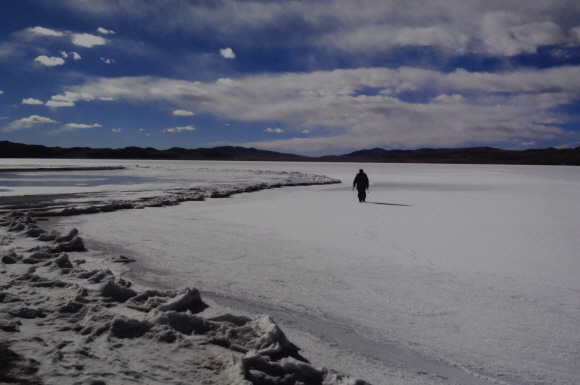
left=50, top=0, right=580, bottom=59
left=72, top=64, right=580, bottom=152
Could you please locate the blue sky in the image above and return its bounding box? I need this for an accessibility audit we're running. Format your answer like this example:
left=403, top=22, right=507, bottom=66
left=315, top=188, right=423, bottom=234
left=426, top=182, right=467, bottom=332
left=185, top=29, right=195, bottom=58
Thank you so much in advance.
left=1, top=0, right=580, bottom=156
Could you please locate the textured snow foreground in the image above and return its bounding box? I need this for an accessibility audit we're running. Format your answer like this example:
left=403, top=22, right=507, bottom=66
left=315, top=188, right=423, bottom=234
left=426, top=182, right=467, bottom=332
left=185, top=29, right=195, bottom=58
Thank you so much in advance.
left=0, top=169, right=367, bottom=385
left=0, top=221, right=363, bottom=385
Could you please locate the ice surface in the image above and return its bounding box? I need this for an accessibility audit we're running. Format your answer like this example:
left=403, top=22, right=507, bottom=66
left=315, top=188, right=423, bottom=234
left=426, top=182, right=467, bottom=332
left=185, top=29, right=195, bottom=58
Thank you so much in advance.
left=2, top=159, right=580, bottom=384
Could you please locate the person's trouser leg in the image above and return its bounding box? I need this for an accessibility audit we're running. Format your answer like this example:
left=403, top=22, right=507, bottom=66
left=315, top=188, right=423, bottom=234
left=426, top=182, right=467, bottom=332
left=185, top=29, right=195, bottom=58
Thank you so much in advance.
left=358, top=189, right=366, bottom=202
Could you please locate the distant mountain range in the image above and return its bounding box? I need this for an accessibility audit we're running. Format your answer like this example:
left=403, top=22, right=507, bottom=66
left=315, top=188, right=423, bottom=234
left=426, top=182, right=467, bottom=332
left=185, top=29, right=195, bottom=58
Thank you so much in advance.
left=1, top=140, right=580, bottom=165
left=321, top=146, right=580, bottom=165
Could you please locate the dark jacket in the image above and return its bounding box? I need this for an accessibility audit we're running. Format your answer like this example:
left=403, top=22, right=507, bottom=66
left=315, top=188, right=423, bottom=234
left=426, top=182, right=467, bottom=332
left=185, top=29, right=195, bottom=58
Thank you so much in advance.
left=353, top=172, right=369, bottom=191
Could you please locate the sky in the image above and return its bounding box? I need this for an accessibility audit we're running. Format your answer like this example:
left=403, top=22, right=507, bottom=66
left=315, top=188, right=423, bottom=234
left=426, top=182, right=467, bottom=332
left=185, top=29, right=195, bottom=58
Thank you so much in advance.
left=1, top=0, right=580, bottom=156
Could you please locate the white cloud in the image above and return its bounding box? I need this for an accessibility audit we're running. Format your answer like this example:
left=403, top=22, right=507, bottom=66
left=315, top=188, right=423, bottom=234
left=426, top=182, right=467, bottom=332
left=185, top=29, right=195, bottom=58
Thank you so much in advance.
left=22, top=98, right=44, bottom=105
left=101, top=57, right=115, bottom=64
left=2, top=115, right=57, bottom=132
left=112, top=128, right=122, bottom=132
left=58, top=51, right=81, bottom=60
left=71, top=76, right=206, bottom=102
left=220, top=48, right=236, bottom=59
left=99, top=96, right=115, bottom=101
left=50, top=123, right=102, bottom=134
left=46, top=100, right=75, bottom=107
left=97, top=27, right=116, bottom=34
left=64, top=123, right=101, bottom=129
left=35, top=55, right=65, bottom=66
left=323, top=25, right=471, bottom=54
left=164, top=125, right=196, bottom=132
left=265, top=127, right=284, bottom=133
left=325, top=5, right=579, bottom=56
left=482, top=13, right=567, bottom=56
left=47, top=92, right=95, bottom=107
left=72, top=33, right=106, bottom=48
left=173, top=109, right=195, bottom=116
left=0, top=91, right=3, bottom=94
left=28, top=27, right=63, bottom=37
left=302, top=129, right=310, bottom=133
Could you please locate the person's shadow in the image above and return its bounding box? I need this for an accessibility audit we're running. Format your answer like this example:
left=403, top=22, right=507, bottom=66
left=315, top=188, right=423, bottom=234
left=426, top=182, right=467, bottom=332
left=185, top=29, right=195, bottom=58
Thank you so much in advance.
left=365, top=201, right=413, bottom=207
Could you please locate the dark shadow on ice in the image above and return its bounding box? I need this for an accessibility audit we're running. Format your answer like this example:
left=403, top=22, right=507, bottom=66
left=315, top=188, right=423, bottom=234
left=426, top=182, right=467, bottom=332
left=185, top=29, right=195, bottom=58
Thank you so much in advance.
left=365, top=202, right=413, bottom=207
left=187, top=301, right=210, bottom=314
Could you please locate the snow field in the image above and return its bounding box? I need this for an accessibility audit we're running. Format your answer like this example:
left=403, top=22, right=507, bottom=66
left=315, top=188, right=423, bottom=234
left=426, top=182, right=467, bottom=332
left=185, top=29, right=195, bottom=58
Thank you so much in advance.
left=2, top=160, right=580, bottom=384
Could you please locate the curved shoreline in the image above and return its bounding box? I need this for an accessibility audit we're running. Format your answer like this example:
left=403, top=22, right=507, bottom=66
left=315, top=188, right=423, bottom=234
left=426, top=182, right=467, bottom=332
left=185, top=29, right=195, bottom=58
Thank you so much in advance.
left=0, top=169, right=340, bottom=215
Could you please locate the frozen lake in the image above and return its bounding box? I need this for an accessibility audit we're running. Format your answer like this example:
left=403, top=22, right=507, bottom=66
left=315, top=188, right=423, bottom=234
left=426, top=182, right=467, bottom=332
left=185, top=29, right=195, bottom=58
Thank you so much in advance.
left=2, top=159, right=580, bottom=384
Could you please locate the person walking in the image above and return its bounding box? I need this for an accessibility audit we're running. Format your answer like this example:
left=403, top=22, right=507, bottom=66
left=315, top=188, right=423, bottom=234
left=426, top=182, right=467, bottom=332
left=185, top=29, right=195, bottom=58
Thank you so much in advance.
left=352, top=169, right=369, bottom=202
